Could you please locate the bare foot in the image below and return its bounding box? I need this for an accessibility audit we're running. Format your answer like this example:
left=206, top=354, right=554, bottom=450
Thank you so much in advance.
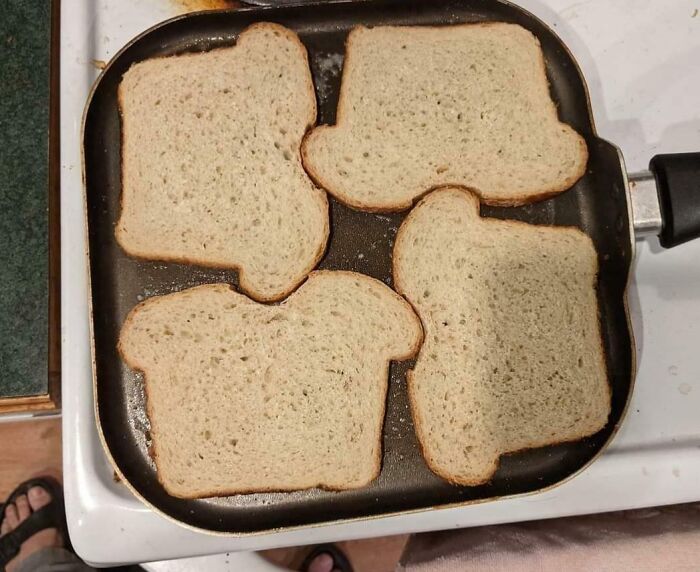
left=0, top=486, right=63, bottom=572
left=307, top=552, right=341, bottom=572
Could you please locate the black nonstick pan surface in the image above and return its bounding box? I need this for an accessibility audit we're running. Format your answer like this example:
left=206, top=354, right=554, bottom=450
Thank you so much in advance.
left=83, top=0, right=634, bottom=533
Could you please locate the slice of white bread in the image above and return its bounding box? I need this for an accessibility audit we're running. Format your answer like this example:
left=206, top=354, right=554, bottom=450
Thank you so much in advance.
left=118, top=271, right=422, bottom=498
left=117, top=23, right=328, bottom=302
left=393, top=187, right=609, bottom=486
left=302, top=23, right=587, bottom=211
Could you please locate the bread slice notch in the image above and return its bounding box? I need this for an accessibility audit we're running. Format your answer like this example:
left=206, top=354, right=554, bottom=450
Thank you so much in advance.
left=302, top=23, right=588, bottom=211
left=393, top=187, right=609, bottom=486
left=117, top=23, right=328, bottom=302
left=118, top=271, right=423, bottom=498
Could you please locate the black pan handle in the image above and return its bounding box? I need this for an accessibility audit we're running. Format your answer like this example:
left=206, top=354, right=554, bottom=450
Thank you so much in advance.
left=649, top=153, right=700, bottom=248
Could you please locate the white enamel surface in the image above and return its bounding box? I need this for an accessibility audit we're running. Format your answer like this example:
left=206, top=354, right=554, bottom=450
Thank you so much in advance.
left=61, top=0, right=700, bottom=567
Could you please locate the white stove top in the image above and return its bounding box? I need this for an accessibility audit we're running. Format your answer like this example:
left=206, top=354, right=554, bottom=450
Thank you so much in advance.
left=60, top=0, right=700, bottom=567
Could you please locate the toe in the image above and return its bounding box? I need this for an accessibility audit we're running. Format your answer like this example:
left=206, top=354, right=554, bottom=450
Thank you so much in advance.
left=308, top=553, right=334, bottom=572
left=4, top=503, right=19, bottom=529
left=28, top=486, right=51, bottom=511
left=0, top=514, right=9, bottom=535
left=15, top=495, right=30, bottom=521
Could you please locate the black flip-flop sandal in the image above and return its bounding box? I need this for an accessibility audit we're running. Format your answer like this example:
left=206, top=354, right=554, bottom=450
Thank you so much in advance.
left=0, top=477, right=68, bottom=572
left=300, top=543, right=354, bottom=572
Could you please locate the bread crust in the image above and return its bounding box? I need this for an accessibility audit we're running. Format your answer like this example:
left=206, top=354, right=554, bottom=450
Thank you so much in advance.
left=393, top=186, right=609, bottom=486
left=118, top=270, right=423, bottom=498
left=116, top=22, right=329, bottom=303
left=301, top=23, right=589, bottom=212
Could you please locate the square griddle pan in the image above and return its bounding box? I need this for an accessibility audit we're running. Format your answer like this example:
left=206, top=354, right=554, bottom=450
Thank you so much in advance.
left=83, top=0, right=638, bottom=534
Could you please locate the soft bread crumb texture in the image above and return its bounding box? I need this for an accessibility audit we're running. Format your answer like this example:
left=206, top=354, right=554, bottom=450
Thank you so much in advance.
left=118, top=271, right=422, bottom=498
left=117, top=23, right=328, bottom=302
left=303, top=24, right=588, bottom=211
left=393, top=188, right=609, bottom=485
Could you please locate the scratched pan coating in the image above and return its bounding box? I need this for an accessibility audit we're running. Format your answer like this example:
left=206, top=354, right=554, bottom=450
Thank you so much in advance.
left=83, top=0, right=633, bottom=533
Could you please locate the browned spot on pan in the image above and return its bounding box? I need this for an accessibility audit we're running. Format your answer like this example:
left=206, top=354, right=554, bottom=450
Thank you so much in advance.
left=173, top=0, right=240, bottom=13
